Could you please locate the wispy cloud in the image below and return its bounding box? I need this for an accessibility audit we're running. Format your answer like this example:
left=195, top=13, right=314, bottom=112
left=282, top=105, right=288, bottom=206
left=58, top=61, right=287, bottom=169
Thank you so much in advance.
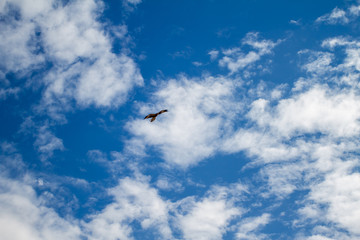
left=236, top=213, right=271, bottom=240
left=315, top=3, right=360, bottom=25
left=34, top=125, right=64, bottom=161
left=218, top=32, right=281, bottom=74
left=316, top=7, right=349, bottom=25
left=208, top=49, right=219, bottom=61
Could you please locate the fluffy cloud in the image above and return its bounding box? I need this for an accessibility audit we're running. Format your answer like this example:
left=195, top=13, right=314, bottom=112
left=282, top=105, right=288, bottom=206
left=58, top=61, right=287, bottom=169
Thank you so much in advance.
left=3, top=1, right=360, bottom=239
left=265, top=86, right=360, bottom=138
left=307, top=164, right=360, bottom=235
left=127, top=75, right=240, bottom=168
left=85, top=174, right=246, bottom=240
left=0, top=0, right=143, bottom=113
left=175, top=183, right=246, bottom=240
left=0, top=177, right=82, bottom=240
left=232, top=37, right=360, bottom=238
left=85, top=175, right=172, bottom=240
left=178, top=195, right=241, bottom=240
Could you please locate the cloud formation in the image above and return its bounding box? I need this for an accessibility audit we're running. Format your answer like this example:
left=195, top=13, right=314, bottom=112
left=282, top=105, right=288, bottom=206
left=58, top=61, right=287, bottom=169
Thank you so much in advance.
left=0, top=177, right=82, bottom=240
left=218, top=32, right=280, bottom=74
left=126, top=31, right=360, bottom=239
left=0, top=0, right=143, bottom=118
left=127, top=75, right=241, bottom=168
left=2, top=1, right=360, bottom=240
left=315, top=3, right=360, bottom=25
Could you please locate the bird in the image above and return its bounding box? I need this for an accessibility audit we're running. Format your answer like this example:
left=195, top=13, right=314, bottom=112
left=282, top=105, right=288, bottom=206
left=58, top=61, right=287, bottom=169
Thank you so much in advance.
left=144, top=109, right=168, bottom=122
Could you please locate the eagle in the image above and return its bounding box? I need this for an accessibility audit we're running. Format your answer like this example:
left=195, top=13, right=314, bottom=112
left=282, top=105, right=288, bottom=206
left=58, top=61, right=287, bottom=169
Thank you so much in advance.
left=144, top=109, right=168, bottom=122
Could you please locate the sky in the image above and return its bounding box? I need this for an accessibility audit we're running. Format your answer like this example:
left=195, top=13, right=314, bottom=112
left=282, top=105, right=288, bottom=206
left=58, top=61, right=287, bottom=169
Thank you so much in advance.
left=1, top=0, right=360, bottom=239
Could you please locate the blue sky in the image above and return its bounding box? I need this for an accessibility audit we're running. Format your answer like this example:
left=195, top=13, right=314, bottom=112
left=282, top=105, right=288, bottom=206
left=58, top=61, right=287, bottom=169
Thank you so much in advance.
left=1, top=0, right=360, bottom=239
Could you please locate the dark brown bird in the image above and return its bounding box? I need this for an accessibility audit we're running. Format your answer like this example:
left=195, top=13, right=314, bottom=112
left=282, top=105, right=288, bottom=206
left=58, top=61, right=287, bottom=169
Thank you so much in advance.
left=144, top=109, right=168, bottom=122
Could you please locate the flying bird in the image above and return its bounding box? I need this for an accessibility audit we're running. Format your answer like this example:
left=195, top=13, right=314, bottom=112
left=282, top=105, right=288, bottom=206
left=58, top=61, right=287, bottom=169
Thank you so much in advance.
left=144, top=109, right=168, bottom=122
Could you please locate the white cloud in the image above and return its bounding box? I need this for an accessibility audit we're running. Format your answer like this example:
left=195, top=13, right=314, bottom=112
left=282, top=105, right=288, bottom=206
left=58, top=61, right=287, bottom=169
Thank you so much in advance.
left=0, top=0, right=143, bottom=117
left=0, top=13, right=44, bottom=74
left=321, top=36, right=354, bottom=49
left=305, top=236, right=334, bottom=240
left=34, top=125, right=64, bottom=161
left=87, top=150, right=125, bottom=176
left=222, top=33, right=360, bottom=238
left=176, top=183, right=245, bottom=240
left=0, top=176, right=82, bottom=240
left=300, top=51, right=334, bottom=75
left=218, top=32, right=280, bottom=74
left=269, top=86, right=360, bottom=138
left=0, top=145, right=248, bottom=240
left=315, top=7, right=349, bottom=25
left=349, top=4, right=360, bottom=16
left=0, top=142, right=26, bottom=176
left=290, top=19, right=301, bottom=25
left=236, top=213, right=271, bottom=240
left=125, top=0, right=142, bottom=6
left=0, top=0, right=53, bottom=19
left=222, top=81, right=360, bottom=197
left=84, top=175, right=247, bottom=240
left=85, top=175, right=172, bottom=240
left=155, top=175, right=183, bottom=192
left=208, top=49, right=219, bottom=61
left=321, top=37, right=360, bottom=74
left=41, top=0, right=143, bottom=109
left=3, top=2, right=360, bottom=240
left=306, top=163, right=360, bottom=235
left=315, top=3, right=360, bottom=25
left=126, top=75, right=240, bottom=168
left=178, top=198, right=240, bottom=240
left=0, top=87, right=20, bottom=100
left=192, top=61, right=203, bottom=67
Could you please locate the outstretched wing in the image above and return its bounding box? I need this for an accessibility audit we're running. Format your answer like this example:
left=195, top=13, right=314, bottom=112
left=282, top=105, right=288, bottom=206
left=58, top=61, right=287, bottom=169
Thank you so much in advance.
left=158, top=109, right=168, bottom=115
left=144, top=113, right=157, bottom=119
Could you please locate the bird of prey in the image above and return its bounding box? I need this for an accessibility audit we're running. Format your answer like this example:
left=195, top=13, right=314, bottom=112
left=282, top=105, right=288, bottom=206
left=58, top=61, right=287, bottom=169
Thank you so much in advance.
left=144, top=109, right=168, bottom=122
